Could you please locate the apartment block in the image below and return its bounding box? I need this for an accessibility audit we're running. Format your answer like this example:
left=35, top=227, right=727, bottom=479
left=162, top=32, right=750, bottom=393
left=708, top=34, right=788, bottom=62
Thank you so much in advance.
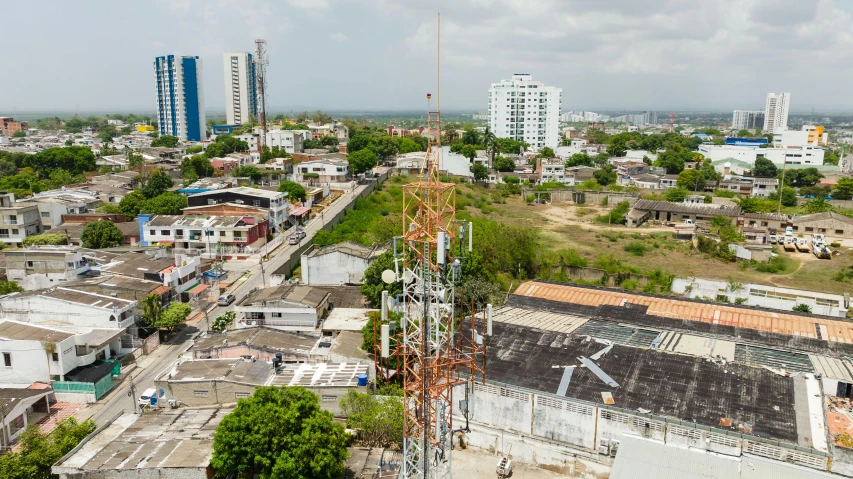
left=488, top=74, right=562, bottom=151
left=223, top=52, right=258, bottom=126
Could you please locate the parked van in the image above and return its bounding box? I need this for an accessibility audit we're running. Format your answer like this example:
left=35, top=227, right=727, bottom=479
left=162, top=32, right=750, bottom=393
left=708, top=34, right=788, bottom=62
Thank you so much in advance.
left=139, top=388, right=157, bottom=408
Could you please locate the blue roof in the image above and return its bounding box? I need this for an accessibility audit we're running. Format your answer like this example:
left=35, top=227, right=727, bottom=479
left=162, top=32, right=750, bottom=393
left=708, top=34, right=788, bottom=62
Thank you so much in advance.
left=693, top=133, right=710, bottom=139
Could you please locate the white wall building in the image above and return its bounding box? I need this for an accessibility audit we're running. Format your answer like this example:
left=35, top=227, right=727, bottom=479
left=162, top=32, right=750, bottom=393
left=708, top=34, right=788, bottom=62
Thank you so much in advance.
left=764, top=92, right=790, bottom=133
left=234, top=133, right=259, bottom=152
left=223, top=52, right=257, bottom=126
left=235, top=285, right=330, bottom=331
left=488, top=74, right=562, bottom=152
left=5, top=247, right=91, bottom=290
left=299, top=242, right=387, bottom=286
left=293, top=159, right=351, bottom=183
left=732, top=110, right=765, bottom=131
left=266, top=130, right=309, bottom=154
left=0, top=287, right=137, bottom=329
left=698, top=144, right=825, bottom=166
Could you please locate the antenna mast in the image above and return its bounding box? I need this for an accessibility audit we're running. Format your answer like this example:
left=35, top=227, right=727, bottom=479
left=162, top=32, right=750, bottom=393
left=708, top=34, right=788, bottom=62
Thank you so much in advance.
left=254, top=39, right=268, bottom=148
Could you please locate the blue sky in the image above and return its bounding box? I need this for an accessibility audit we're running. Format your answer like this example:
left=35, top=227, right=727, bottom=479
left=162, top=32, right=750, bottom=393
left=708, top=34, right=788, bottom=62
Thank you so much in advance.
left=2, top=0, right=853, bottom=113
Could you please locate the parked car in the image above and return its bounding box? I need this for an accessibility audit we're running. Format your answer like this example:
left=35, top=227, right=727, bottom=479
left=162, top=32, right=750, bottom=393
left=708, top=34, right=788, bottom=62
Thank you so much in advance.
left=769, top=235, right=777, bottom=244
left=289, top=231, right=307, bottom=244
left=218, top=294, right=236, bottom=306
left=139, top=388, right=157, bottom=408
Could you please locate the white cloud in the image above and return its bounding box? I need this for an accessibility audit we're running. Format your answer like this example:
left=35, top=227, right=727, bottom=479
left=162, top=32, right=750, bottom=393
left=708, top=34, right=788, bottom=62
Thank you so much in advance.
left=329, top=32, right=349, bottom=42
left=287, top=0, right=329, bottom=11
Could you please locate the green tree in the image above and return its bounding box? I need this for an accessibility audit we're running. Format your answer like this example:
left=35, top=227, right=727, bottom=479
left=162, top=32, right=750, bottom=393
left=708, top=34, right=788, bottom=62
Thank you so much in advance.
left=346, top=135, right=373, bottom=154
left=493, top=155, right=515, bottom=172
left=185, top=145, right=203, bottom=154
left=0, top=417, right=96, bottom=479
left=150, top=135, right=179, bottom=147
left=81, top=221, right=123, bottom=248
left=802, top=197, right=832, bottom=213
left=470, top=162, right=489, bottom=181
left=769, top=186, right=798, bottom=207
left=483, top=127, right=498, bottom=165
left=735, top=196, right=765, bottom=213
left=127, top=151, right=145, bottom=171
left=593, top=165, right=616, bottom=186
left=141, top=170, right=174, bottom=199
left=782, top=168, right=823, bottom=187
left=141, top=293, right=162, bottom=327
left=348, top=148, right=378, bottom=175
left=260, top=146, right=290, bottom=163
left=565, top=152, right=594, bottom=167
left=181, top=155, right=213, bottom=178
left=462, top=129, right=481, bottom=146
left=374, top=137, right=399, bottom=162
left=654, top=144, right=689, bottom=174
left=26, top=146, right=96, bottom=175
left=0, top=158, right=17, bottom=178
left=460, top=144, right=478, bottom=162
left=833, top=178, right=853, bottom=200
left=118, top=191, right=147, bottom=218
left=279, top=181, right=307, bottom=201
left=11, top=130, right=26, bottom=138
left=212, top=311, right=236, bottom=332
left=211, top=386, right=348, bottom=479
left=676, top=169, right=706, bottom=191
left=22, top=233, right=68, bottom=247
left=0, top=280, right=23, bottom=295
left=360, top=251, right=402, bottom=308
left=539, top=147, right=555, bottom=158
left=737, top=129, right=751, bottom=137
left=340, top=390, right=404, bottom=448
left=153, top=302, right=191, bottom=330
left=825, top=150, right=840, bottom=166
left=232, top=165, right=262, bottom=183
left=311, top=110, right=332, bottom=124
left=700, top=158, right=720, bottom=183
left=142, top=192, right=187, bottom=215
left=664, top=187, right=689, bottom=202
left=752, top=158, right=777, bottom=178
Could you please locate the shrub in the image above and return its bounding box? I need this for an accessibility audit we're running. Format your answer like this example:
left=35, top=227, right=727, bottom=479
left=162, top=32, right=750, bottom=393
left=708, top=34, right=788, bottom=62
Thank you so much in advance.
left=793, top=303, right=812, bottom=313
left=623, top=242, right=647, bottom=256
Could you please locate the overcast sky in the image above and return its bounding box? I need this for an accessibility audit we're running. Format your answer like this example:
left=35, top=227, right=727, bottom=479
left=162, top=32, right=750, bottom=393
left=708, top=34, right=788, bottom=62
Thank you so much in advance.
left=3, top=0, right=853, bottom=113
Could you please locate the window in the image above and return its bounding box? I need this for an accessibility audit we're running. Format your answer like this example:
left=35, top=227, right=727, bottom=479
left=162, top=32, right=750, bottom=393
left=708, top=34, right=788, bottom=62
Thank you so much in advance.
left=67, top=262, right=74, bottom=267
left=761, top=222, right=768, bottom=227
left=41, top=211, right=50, bottom=218
left=208, top=199, right=216, bottom=205
left=3, top=352, right=10, bottom=367
left=220, top=231, right=226, bottom=237
left=254, top=200, right=261, bottom=207
left=805, top=227, right=814, bottom=232
left=837, top=229, right=845, bottom=235
left=51, top=352, right=59, bottom=361
left=26, top=261, right=33, bottom=268
left=194, top=390, right=209, bottom=397
left=321, top=395, right=338, bottom=401
left=150, top=230, right=155, bottom=235
left=161, top=230, right=170, bottom=235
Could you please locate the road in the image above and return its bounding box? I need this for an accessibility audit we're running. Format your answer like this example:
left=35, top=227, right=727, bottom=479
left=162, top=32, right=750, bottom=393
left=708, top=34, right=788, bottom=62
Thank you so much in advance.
left=75, top=175, right=383, bottom=426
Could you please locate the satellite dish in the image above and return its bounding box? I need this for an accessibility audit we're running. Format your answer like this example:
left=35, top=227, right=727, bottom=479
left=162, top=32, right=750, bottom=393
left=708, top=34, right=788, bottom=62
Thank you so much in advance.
left=403, top=269, right=415, bottom=284
left=381, top=270, right=396, bottom=285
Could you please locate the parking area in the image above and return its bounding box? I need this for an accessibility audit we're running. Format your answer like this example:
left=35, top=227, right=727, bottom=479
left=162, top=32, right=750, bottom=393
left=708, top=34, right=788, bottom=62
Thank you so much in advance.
left=450, top=448, right=571, bottom=479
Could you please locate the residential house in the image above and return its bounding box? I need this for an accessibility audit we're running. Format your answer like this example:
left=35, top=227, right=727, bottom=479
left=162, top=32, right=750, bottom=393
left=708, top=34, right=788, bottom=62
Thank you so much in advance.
left=0, top=193, right=41, bottom=246
left=626, top=199, right=740, bottom=227
left=0, top=287, right=137, bottom=329
left=752, top=177, right=779, bottom=197
left=64, top=274, right=175, bottom=307
left=235, top=284, right=331, bottom=331
left=298, top=242, right=387, bottom=286
left=257, top=157, right=293, bottom=186
left=564, top=166, right=596, bottom=186
left=5, top=247, right=91, bottom=290
left=186, top=187, right=290, bottom=232
left=28, top=189, right=101, bottom=230
left=138, top=214, right=269, bottom=255
left=97, top=252, right=208, bottom=295
left=659, top=174, right=679, bottom=189
left=0, top=117, right=27, bottom=136
left=739, top=212, right=789, bottom=232
left=536, top=158, right=566, bottom=184
left=294, top=158, right=351, bottom=183
left=176, top=178, right=237, bottom=195
left=57, top=220, right=140, bottom=247
left=792, top=212, right=853, bottom=239
left=266, top=129, right=309, bottom=154
left=0, top=384, right=53, bottom=444
left=628, top=174, right=661, bottom=190
left=191, top=327, right=319, bottom=361
left=307, top=121, right=349, bottom=141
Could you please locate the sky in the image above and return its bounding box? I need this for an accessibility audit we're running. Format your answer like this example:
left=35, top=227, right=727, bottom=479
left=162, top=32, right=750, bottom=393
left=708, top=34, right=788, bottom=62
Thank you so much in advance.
left=3, top=0, right=853, bottom=113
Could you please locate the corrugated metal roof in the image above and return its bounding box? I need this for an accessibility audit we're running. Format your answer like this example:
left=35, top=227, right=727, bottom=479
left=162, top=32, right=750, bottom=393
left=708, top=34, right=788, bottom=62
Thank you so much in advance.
left=809, top=355, right=853, bottom=382
left=611, top=435, right=835, bottom=479
left=515, top=282, right=853, bottom=344
left=491, top=306, right=589, bottom=334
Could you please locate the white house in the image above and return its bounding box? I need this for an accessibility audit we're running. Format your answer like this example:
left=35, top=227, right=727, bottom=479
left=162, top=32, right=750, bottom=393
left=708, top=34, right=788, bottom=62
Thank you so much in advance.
left=0, top=320, right=126, bottom=385
left=299, top=242, right=387, bottom=286
left=294, top=158, right=351, bottom=183
left=5, top=247, right=91, bottom=290
left=0, top=384, right=53, bottom=444
left=266, top=130, right=310, bottom=154
left=698, top=144, right=825, bottom=167
left=235, top=284, right=330, bottom=331
left=0, top=287, right=138, bottom=329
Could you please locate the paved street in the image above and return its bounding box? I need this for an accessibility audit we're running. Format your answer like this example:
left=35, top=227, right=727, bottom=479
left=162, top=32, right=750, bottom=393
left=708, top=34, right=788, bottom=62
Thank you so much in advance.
left=74, top=175, right=384, bottom=426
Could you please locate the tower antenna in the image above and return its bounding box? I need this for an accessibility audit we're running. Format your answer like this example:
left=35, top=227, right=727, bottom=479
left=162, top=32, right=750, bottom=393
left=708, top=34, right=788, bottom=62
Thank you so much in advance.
left=254, top=39, right=268, bottom=149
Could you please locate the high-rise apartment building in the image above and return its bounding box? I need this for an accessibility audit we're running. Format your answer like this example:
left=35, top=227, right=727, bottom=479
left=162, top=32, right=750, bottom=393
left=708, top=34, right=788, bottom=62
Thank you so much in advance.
left=154, top=55, right=207, bottom=143
left=223, top=52, right=258, bottom=126
left=488, top=74, right=562, bottom=151
left=732, top=110, right=765, bottom=131
left=763, top=92, right=790, bottom=133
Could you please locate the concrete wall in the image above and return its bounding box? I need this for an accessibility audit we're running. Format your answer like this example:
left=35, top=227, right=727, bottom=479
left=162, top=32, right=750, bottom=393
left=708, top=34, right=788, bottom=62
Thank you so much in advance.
left=303, top=250, right=370, bottom=285
left=0, top=295, right=136, bottom=329
left=56, top=467, right=209, bottom=479
left=832, top=445, right=853, bottom=477
left=793, top=218, right=853, bottom=239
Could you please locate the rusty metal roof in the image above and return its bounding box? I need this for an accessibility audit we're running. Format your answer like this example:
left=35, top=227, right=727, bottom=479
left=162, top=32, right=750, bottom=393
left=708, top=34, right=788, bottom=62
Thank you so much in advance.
left=514, top=281, right=853, bottom=344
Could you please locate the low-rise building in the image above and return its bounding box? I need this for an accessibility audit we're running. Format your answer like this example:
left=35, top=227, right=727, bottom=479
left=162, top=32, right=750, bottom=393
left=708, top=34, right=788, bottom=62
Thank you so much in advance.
left=191, top=327, right=320, bottom=361
left=186, top=187, right=290, bottom=232
left=97, top=252, right=208, bottom=295
left=52, top=408, right=232, bottom=479
left=294, top=158, right=351, bottom=183
left=0, top=117, right=28, bottom=137
left=626, top=199, right=740, bottom=227
left=792, top=211, right=853, bottom=239
left=138, top=214, right=270, bottom=254
left=266, top=129, right=309, bottom=154
left=0, top=384, right=53, bottom=444
left=57, top=220, right=140, bottom=246
left=0, top=193, right=42, bottom=246
left=299, top=242, right=387, bottom=286
left=0, top=287, right=137, bottom=329
left=5, top=246, right=91, bottom=290
left=235, top=284, right=331, bottom=331
left=536, top=158, right=566, bottom=183
left=0, top=320, right=125, bottom=384
left=307, top=121, right=349, bottom=141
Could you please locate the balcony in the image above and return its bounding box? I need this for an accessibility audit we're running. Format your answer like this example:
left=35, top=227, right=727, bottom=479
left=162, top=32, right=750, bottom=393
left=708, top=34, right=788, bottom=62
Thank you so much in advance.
left=4, top=219, right=20, bottom=225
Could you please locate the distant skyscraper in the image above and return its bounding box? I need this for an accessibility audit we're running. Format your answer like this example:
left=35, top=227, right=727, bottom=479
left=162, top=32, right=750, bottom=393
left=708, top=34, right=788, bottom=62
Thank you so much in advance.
left=154, top=55, right=207, bottom=142
left=223, top=52, right=258, bottom=126
left=763, top=92, right=790, bottom=133
left=488, top=74, right=562, bottom=151
left=732, top=110, right=765, bottom=131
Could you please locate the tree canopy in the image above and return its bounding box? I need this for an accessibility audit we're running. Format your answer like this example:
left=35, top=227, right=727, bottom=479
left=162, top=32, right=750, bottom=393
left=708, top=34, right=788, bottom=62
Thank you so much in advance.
left=181, top=155, right=214, bottom=179
left=24, top=146, right=96, bottom=176
left=0, top=280, right=23, bottom=295
left=460, top=144, right=478, bottom=161
left=340, top=389, right=403, bottom=448
left=593, top=164, right=616, bottom=186
left=142, top=192, right=188, bottom=215
left=493, top=155, right=515, bottom=172
left=81, top=221, right=123, bottom=248
left=348, top=148, right=378, bottom=175
left=676, top=169, right=706, bottom=191
left=279, top=181, right=307, bottom=201
left=360, top=251, right=402, bottom=309
left=211, top=386, right=349, bottom=479
left=232, top=165, right=262, bottom=183
left=752, top=158, right=777, bottom=178
left=0, top=417, right=96, bottom=479
left=141, top=170, right=174, bottom=199
left=470, top=162, right=488, bottom=181
left=152, top=302, right=191, bottom=330
left=205, top=135, right=249, bottom=158
left=150, top=135, right=179, bottom=147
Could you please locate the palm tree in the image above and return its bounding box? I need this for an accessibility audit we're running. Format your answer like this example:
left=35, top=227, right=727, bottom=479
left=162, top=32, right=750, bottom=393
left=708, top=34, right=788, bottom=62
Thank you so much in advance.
left=462, top=129, right=481, bottom=146
left=482, top=127, right=497, bottom=168
left=142, top=294, right=162, bottom=327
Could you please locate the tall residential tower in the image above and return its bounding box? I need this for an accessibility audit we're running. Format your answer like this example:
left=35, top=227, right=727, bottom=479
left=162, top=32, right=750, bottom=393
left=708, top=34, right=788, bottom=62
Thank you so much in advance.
left=154, top=55, right=206, bottom=143
left=223, top=52, right=258, bottom=126
left=732, top=110, right=765, bottom=131
left=488, top=74, right=562, bottom=152
left=763, top=92, right=790, bottom=133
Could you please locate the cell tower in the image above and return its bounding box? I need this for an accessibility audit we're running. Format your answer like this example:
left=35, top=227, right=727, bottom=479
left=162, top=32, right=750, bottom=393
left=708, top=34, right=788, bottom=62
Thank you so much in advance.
left=669, top=113, right=676, bottom=132
left=254, top=39, right=269, bottom=148
left=377, top=14, right=487, bottom=479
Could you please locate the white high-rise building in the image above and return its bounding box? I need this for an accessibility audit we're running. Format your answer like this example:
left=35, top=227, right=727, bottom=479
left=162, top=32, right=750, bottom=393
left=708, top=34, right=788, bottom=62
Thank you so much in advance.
left=223, top=52, right=258, bottom=126
left=763, top=92, right=790, bottom=133
left=154, top=55, right=207, bottom=142
left=732, top=110, right=765, bottom=131
left=488, top=74, right=562, bottom=151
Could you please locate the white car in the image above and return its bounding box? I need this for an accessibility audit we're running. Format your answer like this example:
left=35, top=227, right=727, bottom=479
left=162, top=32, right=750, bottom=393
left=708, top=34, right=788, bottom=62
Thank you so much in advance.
left=289, top=231, right=307, bottom=245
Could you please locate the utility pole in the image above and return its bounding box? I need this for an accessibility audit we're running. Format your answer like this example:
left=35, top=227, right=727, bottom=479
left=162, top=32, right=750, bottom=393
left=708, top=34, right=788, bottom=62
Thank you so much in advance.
left=128, top=375, right=138, bottom=413
left=777, top=160, right=787, bottom=216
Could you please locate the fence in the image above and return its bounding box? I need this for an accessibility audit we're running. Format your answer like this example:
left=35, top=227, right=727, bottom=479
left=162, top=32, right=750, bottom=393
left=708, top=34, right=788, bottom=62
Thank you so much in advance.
left=53, top=373, right=115, bottom=400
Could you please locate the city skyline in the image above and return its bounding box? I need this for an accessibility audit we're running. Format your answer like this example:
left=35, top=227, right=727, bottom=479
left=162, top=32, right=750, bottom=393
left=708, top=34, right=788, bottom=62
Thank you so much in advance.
left=5, top=1, right=853, bottom=113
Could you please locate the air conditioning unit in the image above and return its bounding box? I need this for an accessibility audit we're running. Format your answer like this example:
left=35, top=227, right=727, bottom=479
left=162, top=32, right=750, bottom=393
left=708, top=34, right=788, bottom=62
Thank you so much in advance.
left=167, top=399, right=178, bottom=409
